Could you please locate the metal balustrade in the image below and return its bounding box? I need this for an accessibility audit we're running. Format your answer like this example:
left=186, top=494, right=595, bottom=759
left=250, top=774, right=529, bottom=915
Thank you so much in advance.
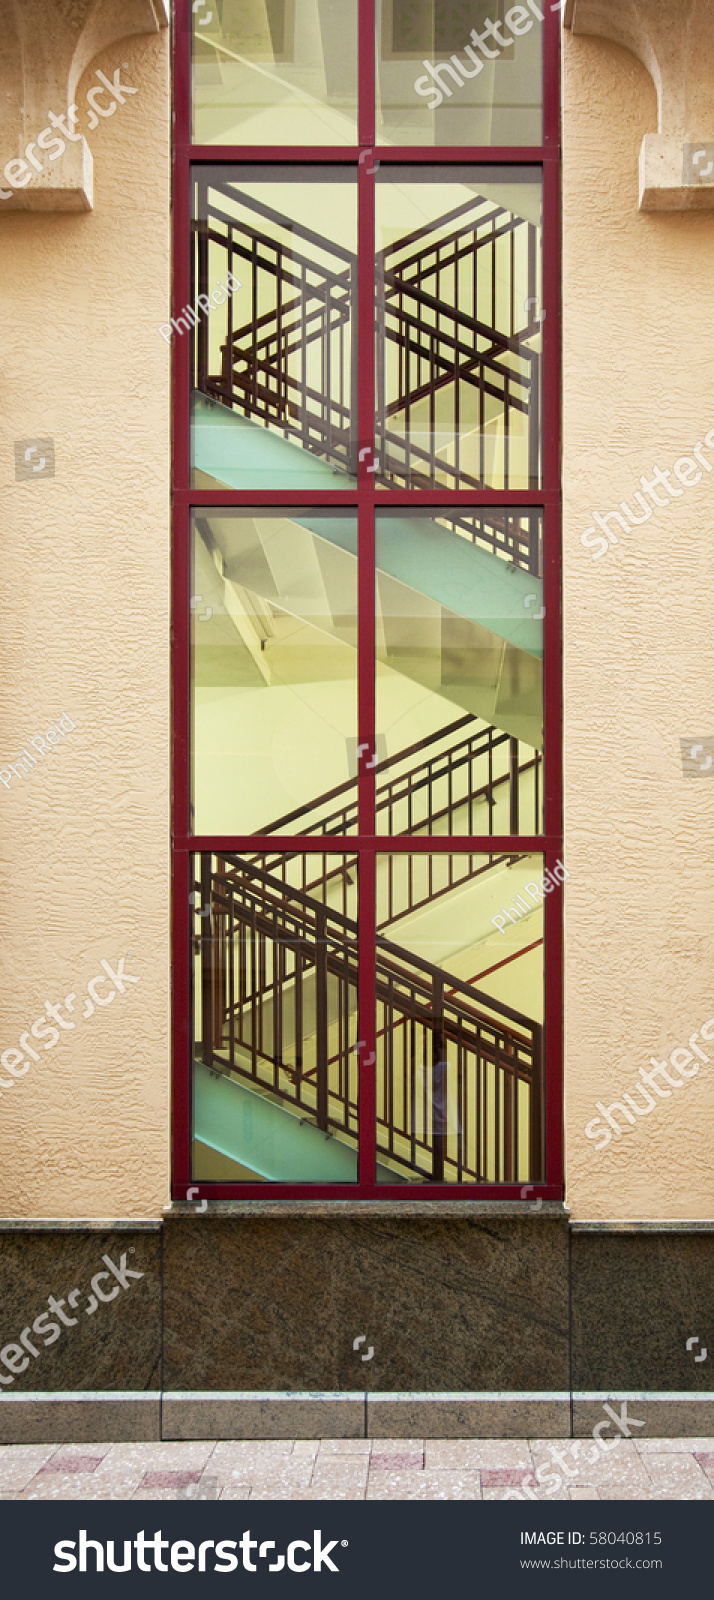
left=196, top=854, right=543, bottom=1184
left=192, top=182, right=541, bottom=492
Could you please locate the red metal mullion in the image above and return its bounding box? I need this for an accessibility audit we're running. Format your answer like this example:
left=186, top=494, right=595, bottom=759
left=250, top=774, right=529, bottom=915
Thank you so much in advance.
left=172, top=188, right=191, bottom=495
left=173, top=1182, right=562, bottom=1200
left=182, top=147, right=548, bottom=165
left=544, top=846, right=564, bottom=1193
left=172, top=851, right=192, bottom=1193
left=176, top=488, right=556, bottom=508
left=543, top=3, right=563, bottom=153
left=172, top=1, right=192, bottom=1198
left=358, top=0, right=375, bottom=149
left=173, top=502, right=191, bottom=844
left=541, top=159, right=561, bottom=495
left=184, top=835, right=558, bottom=855
left=542, top=503, right=562, bottom=842
left=358, top=850, right=377, bottom=1187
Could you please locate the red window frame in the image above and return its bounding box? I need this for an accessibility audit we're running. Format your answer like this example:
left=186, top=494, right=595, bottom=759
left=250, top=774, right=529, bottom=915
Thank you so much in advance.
left=171, top=0, right=562, bottom=1200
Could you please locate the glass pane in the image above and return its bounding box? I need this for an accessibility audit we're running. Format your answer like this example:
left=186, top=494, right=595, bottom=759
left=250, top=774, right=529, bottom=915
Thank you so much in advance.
left=192, top=0, right=359, bottom=146
left=191, top=509, right=358, bottom=835
left=190, top=168, right=357, bottom=490
left=376, top=0, right=543, bottom=147
left=375, top=166, right=542, bottom=490
left=375, top=508, right=543, bottom=834
left=376, top=851, right=545, bottom=1183
left=192, top=852, right=359, bottom=1183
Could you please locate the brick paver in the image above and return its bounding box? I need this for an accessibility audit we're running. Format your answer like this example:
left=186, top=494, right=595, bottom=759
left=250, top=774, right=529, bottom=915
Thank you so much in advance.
left=3, top=1437, right=713, bottom=1499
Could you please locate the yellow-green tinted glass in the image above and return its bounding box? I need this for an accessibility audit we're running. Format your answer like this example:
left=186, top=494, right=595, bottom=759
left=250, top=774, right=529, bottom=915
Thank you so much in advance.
left=190, top=169, right=357, bottom=491
left=377, top=0, right=543, bottom=146
left=192, top=852, right=359, bottom=1183
left=376, top=167, right=542, bottom=490
left=376, top=851, right=545, bottom=1183
left=190, top=510, right=358, bottom=835
left=375, top=508, right=543, bottom=834
left=192, top=0, right=359, bottom=145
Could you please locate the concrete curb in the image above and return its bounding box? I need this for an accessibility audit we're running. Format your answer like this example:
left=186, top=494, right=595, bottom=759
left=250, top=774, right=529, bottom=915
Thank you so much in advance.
left=1, top=1390, right=712, bottom=1442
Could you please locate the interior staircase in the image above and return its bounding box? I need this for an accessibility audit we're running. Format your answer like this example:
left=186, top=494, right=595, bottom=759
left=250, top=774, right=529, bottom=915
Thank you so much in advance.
left=189, top=175, right=545, bottom=1185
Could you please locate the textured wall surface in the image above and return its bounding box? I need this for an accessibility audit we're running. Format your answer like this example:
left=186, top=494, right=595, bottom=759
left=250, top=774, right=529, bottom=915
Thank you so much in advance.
left=0, top=30, right=170, bottom=1217
left=1, top=21, right=711, bottom=1223
left=563, top=32, right=714, bottom=1218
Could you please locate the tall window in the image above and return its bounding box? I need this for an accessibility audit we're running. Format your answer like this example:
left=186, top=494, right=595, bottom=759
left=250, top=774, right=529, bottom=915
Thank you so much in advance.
left=173, top=0, right=561, bottom=1197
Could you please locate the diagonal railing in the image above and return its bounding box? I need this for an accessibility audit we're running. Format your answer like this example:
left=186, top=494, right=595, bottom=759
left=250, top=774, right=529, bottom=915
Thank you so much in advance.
left=195, top=854, right=543, bottom=1184
left=377, top=197, right=541, bottom=490
left=192, top=178, right=357, bottom=474
left=232, top=715, right=541, bottom=931
left=192, top=182, right=541, bottom=491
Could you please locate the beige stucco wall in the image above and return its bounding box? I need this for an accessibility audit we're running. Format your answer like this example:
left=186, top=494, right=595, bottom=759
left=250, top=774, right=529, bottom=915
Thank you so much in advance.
left=563, top=30, right=714, bottom=1219
left=0, top=29, right=170, bottom=1218
left=1, top=18, right=711, bottom=1222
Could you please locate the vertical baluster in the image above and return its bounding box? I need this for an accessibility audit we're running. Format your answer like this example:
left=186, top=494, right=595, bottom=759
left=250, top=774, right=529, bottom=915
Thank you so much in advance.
left=315, top=903, right=328, bottom=1130
left=200, top=855, right=214, bottom=1069
left=503, top=1033, right=514, bottom=1184
left=431, top=972, right=446, bottom=1182
left=196, top=193, right=209, bottom=395
left=413, top=1011, right=419, bottom=1164
left=228, top=892, right=235, bottom=1072
left=253, top=896, right=261, bottom=1080
left=509, top=738, right=520, bottom=835
left=504, top=371, right=510, bottom=490
left=295, top=945, right=303, bottom=1103
left=251, top=233, right=259, bottom=420
left=529, top=1023, right=544, bottom=1181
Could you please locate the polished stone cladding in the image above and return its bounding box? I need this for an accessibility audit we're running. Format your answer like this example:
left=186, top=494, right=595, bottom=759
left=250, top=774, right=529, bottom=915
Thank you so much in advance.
left=162, top=1213, right=570, bottom=1395
left=0, top=1223, right=161, bottom=1395
left=0, top=1212, right=712, bottom=1443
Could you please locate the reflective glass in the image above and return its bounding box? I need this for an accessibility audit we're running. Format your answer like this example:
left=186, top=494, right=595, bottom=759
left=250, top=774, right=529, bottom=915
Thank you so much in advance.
left=376, top=851, right=546, bottom=1183
left=375, top=508, right=543, bottom=834
left=191, top=852, right=359, bottom=1183
left=190, top=168, right=357, bottom=491
left=192, top=0, right=359, bottom=146
left=375, top=167, right=542, bottom=489
left=190, top=509, right=358, bottom=835
left=376, top=0, right=543, bottom=147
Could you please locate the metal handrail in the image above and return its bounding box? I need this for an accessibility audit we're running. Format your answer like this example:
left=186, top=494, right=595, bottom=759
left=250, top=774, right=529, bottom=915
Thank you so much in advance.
left=197, top=853, right=542, bottom=1182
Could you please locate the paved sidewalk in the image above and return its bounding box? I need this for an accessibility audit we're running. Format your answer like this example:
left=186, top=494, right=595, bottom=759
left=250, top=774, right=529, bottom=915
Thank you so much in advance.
left=0, top=1437, right=712, bottom=1500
